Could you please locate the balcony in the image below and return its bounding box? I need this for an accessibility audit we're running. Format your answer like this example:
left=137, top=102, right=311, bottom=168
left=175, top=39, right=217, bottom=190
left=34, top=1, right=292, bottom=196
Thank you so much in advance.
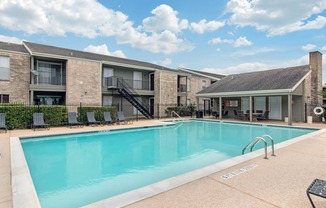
left=103, top=76, right=152, bottom=91
left=178, top=84, right=187, bottom=93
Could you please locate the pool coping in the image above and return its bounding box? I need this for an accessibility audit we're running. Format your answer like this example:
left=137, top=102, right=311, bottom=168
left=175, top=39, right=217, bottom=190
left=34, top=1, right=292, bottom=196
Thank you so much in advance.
left=10, top=121, right=325, bottom=208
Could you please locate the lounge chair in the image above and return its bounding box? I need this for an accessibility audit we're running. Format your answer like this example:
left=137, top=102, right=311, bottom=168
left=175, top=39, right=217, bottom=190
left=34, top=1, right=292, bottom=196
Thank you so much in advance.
left=67, top=112, right=83, bottom=128
left=117, top=111, right=132, bottom=124
left=0, top=113, right=8, bottom=133
left=306, top=178, right=326, bottom=208
left=32, top=113, right=49, bottom=131
left=86, top=112, right=102, bottom=126
left=103, top=112, right=113, bottom=125
left=257, top=111, right=269, bottom=121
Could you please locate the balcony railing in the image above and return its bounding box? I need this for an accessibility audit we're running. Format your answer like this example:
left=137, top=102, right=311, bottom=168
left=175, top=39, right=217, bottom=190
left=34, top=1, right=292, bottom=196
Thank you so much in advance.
left=178, top=84, right=187, bottom=92
left=103, top=76, right=152, bottom=91
left=32, top=71, right=66, bottom=86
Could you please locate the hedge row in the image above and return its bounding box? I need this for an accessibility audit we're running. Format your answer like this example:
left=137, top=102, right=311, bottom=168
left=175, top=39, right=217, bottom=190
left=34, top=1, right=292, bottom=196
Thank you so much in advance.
left=0, top=104, right=116, bottom=130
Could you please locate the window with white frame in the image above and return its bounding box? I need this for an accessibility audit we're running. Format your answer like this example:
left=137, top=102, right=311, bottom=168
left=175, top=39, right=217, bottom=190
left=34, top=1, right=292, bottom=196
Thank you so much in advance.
left=0, top=56, right=10, bottom=80
left=202, top=80, right=206, bottom=90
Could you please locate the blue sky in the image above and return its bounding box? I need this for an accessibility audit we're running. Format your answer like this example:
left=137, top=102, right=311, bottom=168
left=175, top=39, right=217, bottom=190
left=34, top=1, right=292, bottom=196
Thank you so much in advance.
left=0, top=0, right=326, bottom=81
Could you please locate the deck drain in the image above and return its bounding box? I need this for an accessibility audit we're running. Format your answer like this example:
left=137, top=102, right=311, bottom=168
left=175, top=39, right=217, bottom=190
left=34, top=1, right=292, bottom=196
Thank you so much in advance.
left=221, top=164, right=257, bottom=180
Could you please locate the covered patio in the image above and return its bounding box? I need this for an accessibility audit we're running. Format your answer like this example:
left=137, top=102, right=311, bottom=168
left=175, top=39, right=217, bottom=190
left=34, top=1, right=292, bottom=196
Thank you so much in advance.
left=196, top=65, right=315, bottom=125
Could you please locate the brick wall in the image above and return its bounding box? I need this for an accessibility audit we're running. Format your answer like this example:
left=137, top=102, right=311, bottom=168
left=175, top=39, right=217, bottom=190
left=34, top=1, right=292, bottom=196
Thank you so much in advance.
left=66, top=59, right=101, bottom=106
left=0, top=51, right=30, bottom=103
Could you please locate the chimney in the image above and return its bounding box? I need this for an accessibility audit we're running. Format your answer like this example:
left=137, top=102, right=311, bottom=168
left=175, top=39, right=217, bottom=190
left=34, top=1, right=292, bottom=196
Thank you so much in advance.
left=309, top=51, right=323, bottom=121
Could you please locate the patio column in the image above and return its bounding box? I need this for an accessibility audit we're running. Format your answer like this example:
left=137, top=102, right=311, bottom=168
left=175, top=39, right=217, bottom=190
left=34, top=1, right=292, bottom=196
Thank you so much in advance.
left=249, top=96, right=253, bottom=122
left=219, top=97, right=222, bottom=120
left=288, top=94, right=292, bottom=125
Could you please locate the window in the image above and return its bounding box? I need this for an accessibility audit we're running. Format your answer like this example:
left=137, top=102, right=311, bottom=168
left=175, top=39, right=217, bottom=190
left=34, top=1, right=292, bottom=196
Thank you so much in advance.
left=0, top=94, right=9, bottom=103
left=0, top=56, right=10, bottom=80
left=103, top=68, right=114, bottom=87
left=202, top=80, right=206, bottom=90
left=187, top=78, right=191, bottom=92
left=36, top=61, right=64, bottom=85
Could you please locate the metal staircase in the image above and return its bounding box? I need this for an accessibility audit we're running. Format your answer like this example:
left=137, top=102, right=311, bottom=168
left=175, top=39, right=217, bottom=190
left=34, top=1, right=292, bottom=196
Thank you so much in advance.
left=107, top=77, right=154, bottom=119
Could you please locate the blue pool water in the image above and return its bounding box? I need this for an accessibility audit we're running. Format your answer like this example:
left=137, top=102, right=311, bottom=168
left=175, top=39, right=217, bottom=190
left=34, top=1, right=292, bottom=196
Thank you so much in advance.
left=21, top=120, right=316, bottom=208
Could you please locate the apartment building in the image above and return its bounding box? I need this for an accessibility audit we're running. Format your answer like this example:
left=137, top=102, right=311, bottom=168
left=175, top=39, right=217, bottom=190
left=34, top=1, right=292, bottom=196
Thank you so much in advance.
left=0, top=41, right=223, bottom=118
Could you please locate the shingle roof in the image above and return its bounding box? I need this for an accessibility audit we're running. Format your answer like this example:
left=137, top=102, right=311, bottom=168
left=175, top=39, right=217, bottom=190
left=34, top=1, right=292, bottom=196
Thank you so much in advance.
left=23, top=41, right=172, bottom=70
left=179, top=68, right=225, bottom=80
left=0, top=41, right=28, bottom=53
left=197, top=65, right=310, bottom=94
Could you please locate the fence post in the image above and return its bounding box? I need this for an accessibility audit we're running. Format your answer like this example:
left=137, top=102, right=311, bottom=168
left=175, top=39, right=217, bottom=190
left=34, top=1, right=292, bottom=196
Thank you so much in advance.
left=37, top=103, right=40, bottom=113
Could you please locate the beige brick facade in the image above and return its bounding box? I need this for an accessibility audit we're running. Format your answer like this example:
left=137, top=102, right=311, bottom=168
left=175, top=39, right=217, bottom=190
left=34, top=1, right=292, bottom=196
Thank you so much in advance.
left=0, top=51, right=30, bottom=103
left=66, top=59, right=101, bottom=106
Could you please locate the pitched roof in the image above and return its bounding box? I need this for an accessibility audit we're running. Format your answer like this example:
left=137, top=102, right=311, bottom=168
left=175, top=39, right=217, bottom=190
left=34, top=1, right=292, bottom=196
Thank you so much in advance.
left=23, top=41, right=172, bottom=70
left=197, top=65, right=310, bottom=95
left=0, top=41, right=28, bottom=53
left=178, top=68, right=225, bottom=80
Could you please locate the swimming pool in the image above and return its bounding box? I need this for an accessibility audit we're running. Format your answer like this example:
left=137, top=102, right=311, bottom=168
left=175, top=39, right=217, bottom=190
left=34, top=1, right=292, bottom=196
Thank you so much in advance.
left=20, top=120, right=316, bottom=208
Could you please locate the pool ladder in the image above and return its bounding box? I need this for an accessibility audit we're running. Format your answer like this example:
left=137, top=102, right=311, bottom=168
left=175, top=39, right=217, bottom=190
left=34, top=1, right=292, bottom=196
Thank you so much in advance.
left=171, top=110, right=183, bottom=121
left=242, top=135, right=276, bottom=159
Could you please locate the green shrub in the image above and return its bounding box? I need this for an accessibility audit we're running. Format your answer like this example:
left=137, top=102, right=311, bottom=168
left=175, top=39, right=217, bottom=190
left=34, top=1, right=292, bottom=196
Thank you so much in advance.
left=0, top=104, right=67, bottom=129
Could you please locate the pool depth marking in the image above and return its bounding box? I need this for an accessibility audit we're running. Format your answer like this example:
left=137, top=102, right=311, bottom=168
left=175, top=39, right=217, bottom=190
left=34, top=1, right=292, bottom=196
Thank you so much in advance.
left=221, top=164, right=257, bottom=179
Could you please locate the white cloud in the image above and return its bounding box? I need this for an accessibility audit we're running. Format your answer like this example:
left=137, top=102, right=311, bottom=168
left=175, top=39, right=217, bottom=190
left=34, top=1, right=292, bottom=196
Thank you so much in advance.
left=226, top=0, right=326, bottom=36
left=190, top=19, right=225, bottom=34
left=83, top=44, right=126, bottom=58
left=232, top=48, right=278, bottom=57
left=116, top=28, right=194, bottom=54
left=321, top=46, right=326, bottom=51
left=203, top=63, right=269, bottom=75
left=0, top=1, right=193, bottom=54
left=155, top=58, right=172, bottom=66
left=0, top=35, right=23, bottom=44
left=234, top=36, right=252, bottom=47
left=142, top=4, right=188, bottom=33
left=302, top=44, right=317, bottom=51
left=209, top=36, right=252, bottom=47
left=209, top=37, right=233, bottom=44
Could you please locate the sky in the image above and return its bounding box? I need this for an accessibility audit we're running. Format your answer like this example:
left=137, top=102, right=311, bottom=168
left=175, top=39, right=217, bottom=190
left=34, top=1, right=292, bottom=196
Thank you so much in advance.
left=0, top=0, right=326, bottom=81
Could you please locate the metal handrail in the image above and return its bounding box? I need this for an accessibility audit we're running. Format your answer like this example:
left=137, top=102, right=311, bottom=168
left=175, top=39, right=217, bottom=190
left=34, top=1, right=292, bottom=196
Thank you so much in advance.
left=262, top=135, right=276, bottom=156
left=171, top=110, right=182, bottom=121
left=242, top=134, right=276, bottom=159
left=242, top=136, right=268, bottom=159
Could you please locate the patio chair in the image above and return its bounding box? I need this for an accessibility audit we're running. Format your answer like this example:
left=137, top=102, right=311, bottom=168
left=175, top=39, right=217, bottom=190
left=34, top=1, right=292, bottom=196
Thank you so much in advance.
left=0, top=113, right=8, bottom=133
left=222, top=110, right=228, bottom=118
left=233, top=110, right=240, bottom=119
left=67, top=112, right=83, bottom=128
left=257, top=110, right=269, bottom=121
left=103, top=112, right=113, bottom=125
left=32, top=113, right=49, bottom=131
left=306, top=178, right=326, bottom=208
left=117, top=111, right=133, bottom=124
left=86, top=112, right=102, bottom=126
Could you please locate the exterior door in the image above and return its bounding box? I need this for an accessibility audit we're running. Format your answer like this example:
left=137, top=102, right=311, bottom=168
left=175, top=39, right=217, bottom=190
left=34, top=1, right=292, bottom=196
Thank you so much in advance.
left=103, top=68, right=113, bottom=87
left=103, top=96, right=112, bottom=106
left=133, top=71, right=142, bottom=89
left=269, top=96, right=282, bottom=120
left=149, top=97, right=154, bottom=115
left=149, top=73, right=154, bottom=91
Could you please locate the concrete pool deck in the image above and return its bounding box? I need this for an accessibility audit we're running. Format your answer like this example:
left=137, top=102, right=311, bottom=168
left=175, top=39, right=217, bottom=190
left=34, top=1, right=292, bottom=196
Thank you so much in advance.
left=1, top=119, right=326, bottom=208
